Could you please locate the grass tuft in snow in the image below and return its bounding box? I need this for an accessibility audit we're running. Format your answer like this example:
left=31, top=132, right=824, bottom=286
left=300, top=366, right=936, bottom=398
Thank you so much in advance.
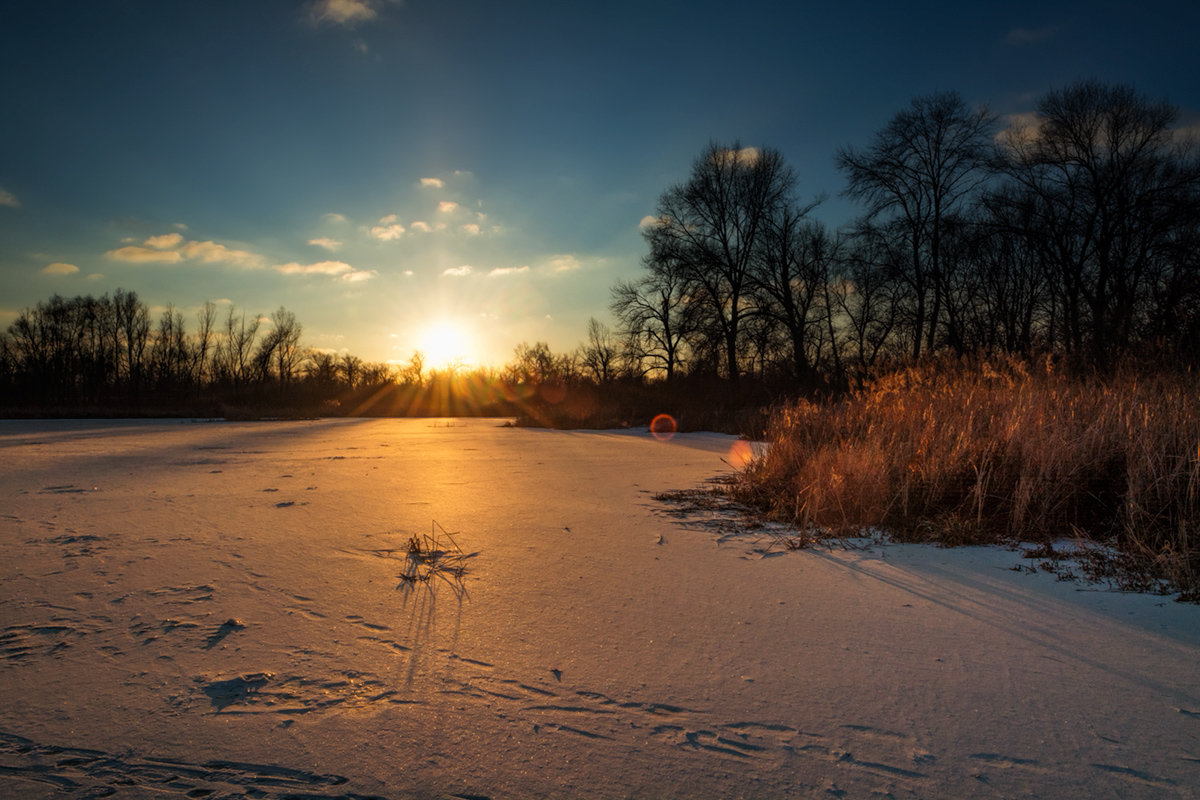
left=395, top=520, right=474, bottom=591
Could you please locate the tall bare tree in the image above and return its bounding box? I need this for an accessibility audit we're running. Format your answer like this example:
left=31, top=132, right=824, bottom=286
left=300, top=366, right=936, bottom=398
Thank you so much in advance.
left=610, top=263, right=692, bottom=381
left=646, top=142, right=795, bottom=382
left=837, top=91, right=996, bottom=358
left=994, top=80, right=1200, bottom=364
left=578, top=317, right=619, bottom=384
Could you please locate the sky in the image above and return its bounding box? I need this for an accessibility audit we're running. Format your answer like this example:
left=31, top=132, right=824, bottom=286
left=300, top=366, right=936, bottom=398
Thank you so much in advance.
left=2, top=0, right=1197, bottom=369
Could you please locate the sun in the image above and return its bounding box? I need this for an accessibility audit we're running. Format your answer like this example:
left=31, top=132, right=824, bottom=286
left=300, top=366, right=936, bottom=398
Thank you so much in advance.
left=417, top=319, right=476, bottom=370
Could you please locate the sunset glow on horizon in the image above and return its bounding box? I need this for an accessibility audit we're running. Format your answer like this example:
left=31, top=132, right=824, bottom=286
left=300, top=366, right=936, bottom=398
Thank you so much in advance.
left=2, top=1, right=1196, bottom=368
left=416, top=319, right=480, bottom=371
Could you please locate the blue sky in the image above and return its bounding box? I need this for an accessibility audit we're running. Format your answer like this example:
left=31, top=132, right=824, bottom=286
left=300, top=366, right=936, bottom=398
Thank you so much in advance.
left=2, top=0, right=1197, bottom=368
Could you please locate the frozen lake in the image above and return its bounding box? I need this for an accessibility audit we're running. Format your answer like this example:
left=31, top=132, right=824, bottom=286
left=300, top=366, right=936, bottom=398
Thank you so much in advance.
left=1, top=418, right=1198, bottom=798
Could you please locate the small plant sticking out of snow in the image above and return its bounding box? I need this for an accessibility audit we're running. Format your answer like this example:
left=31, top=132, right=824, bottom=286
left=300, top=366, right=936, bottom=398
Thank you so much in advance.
left=396, top=520, right=474, bottom=590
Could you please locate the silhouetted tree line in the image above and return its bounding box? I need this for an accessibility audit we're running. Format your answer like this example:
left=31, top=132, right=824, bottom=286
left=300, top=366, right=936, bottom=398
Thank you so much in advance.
left=4, top=79, right=1196, bottom=425
left=611, top=80, right=1200, bottom=387
left=0, top=293, right=402, bottom=415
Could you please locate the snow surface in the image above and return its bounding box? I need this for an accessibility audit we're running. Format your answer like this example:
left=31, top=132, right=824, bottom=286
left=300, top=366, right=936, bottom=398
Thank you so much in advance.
left=1, top=417, right=1198, bottom=799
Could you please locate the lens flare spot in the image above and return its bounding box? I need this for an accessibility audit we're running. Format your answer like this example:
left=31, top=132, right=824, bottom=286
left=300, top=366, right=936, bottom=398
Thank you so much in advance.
left=650, top=413, right=677, bottom=442
left=727, top=439, right=755, bottom=468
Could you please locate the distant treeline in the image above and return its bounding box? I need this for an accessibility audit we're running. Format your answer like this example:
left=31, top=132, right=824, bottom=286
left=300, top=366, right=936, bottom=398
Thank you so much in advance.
left=0, top=290, right=764, bottom=428
left=3, top=79, right=1198, bottom=424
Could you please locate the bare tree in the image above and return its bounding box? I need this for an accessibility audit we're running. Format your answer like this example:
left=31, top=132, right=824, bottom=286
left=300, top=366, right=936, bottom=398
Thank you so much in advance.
left=113, top=288, right=149, bottom=391
left=646, top=142, right=795, bottom=382
left=338, top=353, right=363, bottom=387
left=397, top=350, right=424, bottom=386
left=194, top=301, right=217, bottom=385
left=577, top=317, right=619, bottom=384
left=995, top=80, right=1200, bottom=364
left=610, top=262, right=692, bottom=381
left=255, top=307, right=302, bottom=384
left=219, top=306, right=260, bottom=391
left=837, top=91, right=996, bottom=358
left=751, top=208, right=831, bottom=382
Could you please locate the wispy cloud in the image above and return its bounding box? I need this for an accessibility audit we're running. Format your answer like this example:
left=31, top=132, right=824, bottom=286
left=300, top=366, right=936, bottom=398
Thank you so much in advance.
left=144, top=232, right=184, bottom=249
left=41, top=262, right=79, bottom=276
left=179, top=240, right=263, bottom=267
left=324, top=212, right=348, bottom=224
left=272, top=260, right=375, bottom=282
left=1004, top=25, right=1059, bottom=46
left=438, top=201, right=460, bottom=213
left=461, top=223, right=481, bottom=235
left=488, top=266, right=529, bottom=277
left=275, top=260, right=355, bottom=276
left=639, top=214, right=667, bottom=229
left=410, top=220, right=433, bottom=233
left=308, top=0, right=377, bottom=27
left=369, top=222, right=405, bottom=241
left=106, top=245, right=184, bottom=264
left=550, top=254, right=581, bottom=273
left=0, top=188, right=19, bottom=208
left=420, top=177, right=444, bottom=188
left=443, top=265, right=473, bottom=277
left=106, top=233, right=262, bottom=268
left=309, top=237, right=343, bottom=251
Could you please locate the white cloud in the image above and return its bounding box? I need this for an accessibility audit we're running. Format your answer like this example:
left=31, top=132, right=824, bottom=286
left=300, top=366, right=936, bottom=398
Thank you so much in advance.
left=309, top=237, right=343, bottom=251
left=420, top=177, right=445, bottom=188
left=443, top=265, right=473, bottom=277
left=172, top=222, right=188, bottom=231
left=488, top=266, right=529, bottom=277
left=550, top=254, right=581, bottom=272
left=640, top=214, right=667, bottom=229
left=275, top=260, right=355, bottom=276
left=369, top=223, right=405, bottom=241
left=461, top=223, right=481, bottom=235
left=87, top=273, right=104, bottom=281
left=105, top=246, right=184, bottom=264
left=438, top=201, right=459, bottom=213
left=309, top=0, right=377, bottom=26
left=179, top=240, right=263, bottom=267
left=402, top=270, right=414, bottom=277
left=144, top=232, right=184, bottom=249
left=107, top=234, right=261, bottom=267
left=41, top=262, right=79, bottom=276
left=324, top=212, right=348, bottom=224
left=340, top=269, right=377, bottom=283
left=378, top=213, right=398, bottom=224
left=0, top=188, right=20, bottom=208
left=410, top=220, right=433, bottom=233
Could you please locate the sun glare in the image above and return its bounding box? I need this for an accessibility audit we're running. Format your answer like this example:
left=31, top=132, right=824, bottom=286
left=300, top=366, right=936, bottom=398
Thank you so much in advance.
left=418, top=319, right=476, bottom=370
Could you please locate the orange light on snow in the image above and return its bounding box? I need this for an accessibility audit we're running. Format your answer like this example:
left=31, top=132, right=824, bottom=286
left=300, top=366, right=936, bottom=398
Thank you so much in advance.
left=649, top=413, right=677, bottom=442
left=727, top=439, right=755, bottom=468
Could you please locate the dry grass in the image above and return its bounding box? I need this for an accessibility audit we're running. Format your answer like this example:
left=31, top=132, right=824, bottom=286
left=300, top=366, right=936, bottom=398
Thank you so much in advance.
left=394, top=521, right=473, bottom=592
left=731, top=355, right=1200, bottom=599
